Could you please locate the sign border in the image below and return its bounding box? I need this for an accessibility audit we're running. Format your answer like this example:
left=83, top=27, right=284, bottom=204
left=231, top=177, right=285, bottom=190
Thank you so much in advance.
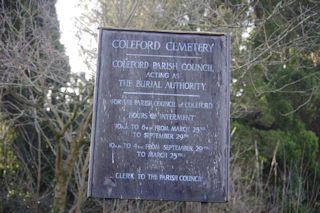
left=88, top=28, right=230, bottom=202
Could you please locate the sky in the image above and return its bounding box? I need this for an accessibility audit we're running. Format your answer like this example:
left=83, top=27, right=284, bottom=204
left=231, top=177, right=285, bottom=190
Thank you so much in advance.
left=55, top=0, right=90, bottom=75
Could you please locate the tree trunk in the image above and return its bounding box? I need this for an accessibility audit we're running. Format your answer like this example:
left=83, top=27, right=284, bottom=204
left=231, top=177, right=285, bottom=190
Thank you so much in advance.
left=54, top=176, right=68, bottom=213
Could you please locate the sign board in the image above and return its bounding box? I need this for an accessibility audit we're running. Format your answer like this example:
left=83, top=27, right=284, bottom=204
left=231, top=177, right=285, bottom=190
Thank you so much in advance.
left=88, top=28, right=230, bottom=202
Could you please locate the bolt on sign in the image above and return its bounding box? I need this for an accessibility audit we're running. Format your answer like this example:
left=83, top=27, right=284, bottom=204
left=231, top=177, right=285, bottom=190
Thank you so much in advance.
left=88, top=28, right=230, bottom=202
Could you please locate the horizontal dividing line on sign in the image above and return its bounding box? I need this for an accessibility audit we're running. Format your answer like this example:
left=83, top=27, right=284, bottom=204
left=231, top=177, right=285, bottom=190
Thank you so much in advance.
left=123, top=91, right=200, bottom=98
left=126, top=53, right=202, bottom=59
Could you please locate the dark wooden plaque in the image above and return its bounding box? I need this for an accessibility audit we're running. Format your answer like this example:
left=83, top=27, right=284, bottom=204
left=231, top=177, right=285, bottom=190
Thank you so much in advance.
left=88, top=28, right=230, bottom=202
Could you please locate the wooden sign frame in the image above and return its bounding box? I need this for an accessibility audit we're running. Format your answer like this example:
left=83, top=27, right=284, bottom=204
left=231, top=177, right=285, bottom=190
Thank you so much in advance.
left=88, top=28, right=230, bottom=202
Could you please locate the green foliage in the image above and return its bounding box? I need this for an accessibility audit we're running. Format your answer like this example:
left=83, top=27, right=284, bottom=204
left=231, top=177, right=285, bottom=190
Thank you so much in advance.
left=231, top=1, right=320, bottom=211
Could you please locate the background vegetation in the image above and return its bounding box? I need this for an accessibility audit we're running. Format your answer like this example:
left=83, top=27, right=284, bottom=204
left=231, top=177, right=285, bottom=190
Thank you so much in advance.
left=0, top=0, right=319, bottom=212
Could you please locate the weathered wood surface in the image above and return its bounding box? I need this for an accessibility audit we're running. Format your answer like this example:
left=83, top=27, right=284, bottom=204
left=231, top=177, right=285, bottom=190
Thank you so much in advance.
left=88, top=29, right=230, bottom=202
